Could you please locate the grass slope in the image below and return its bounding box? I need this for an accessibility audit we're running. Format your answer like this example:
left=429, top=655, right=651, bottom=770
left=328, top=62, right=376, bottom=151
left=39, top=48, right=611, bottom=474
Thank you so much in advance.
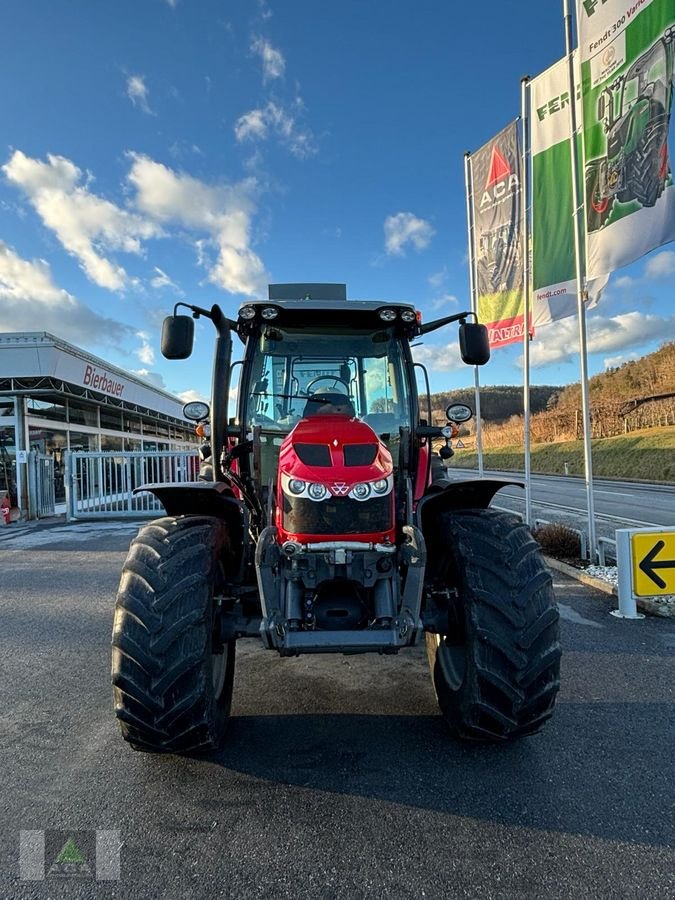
left=448, top=426, right=675, bottom=484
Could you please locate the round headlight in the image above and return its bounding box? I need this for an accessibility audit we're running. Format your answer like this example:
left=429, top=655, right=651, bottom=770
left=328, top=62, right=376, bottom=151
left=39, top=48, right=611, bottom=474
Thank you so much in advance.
left=308, top=483, right=328, bottom=501
left=261, top=306, right=279, bottom=320
left=352, top=482, right=371, bottom=500
left=372, top=479, right=388, bottom=494
left=378, top=308, right=397, bottom=322
left=288, top=479, right=305, bottom=495
left=400, top=309, right=416, bottom=323
left=239, top=305, right=256, bottom=320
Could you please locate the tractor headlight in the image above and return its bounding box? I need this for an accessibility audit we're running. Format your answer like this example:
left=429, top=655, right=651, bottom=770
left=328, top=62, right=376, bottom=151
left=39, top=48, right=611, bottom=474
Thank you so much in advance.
left=239, top=305, right=256, bottom=320
left=261, top=306, right=279, bottom=320
left=400, top=309, right=416, bottom=323
left=288, top=478, right=306, bottom=495
left=351, top=482, right=371, bottom=500
left=372, top=479, right=389, bottom=494
left=378, top=308, right=397, bottom=322
left=308, top=482, right=328, bottom=501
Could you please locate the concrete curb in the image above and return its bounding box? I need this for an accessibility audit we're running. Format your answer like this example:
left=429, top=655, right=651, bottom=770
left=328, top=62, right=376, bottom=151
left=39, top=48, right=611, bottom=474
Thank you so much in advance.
left=545, top=555, right=675, bottom=617
left=545, top=556, right=617, bottom=596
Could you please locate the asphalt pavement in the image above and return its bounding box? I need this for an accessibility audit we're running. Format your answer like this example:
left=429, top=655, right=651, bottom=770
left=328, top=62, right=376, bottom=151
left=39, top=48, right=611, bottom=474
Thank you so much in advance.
left=1, top=520, right=674, bottom=899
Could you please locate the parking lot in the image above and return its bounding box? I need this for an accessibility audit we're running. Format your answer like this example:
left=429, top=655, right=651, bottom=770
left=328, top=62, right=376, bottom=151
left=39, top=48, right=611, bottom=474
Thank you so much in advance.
left=1, top=520, right=674, bottom=899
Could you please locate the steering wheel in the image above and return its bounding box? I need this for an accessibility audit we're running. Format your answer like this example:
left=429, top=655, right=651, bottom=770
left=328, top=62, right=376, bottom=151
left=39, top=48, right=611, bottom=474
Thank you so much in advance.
left=305, top=375, right=350, bottom=395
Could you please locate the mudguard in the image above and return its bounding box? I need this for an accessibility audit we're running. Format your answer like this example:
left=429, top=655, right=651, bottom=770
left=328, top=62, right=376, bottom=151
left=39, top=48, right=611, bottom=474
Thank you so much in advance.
left=133, top=481, right=244, bottom=557
left=415, top=478, right=522, bottom=536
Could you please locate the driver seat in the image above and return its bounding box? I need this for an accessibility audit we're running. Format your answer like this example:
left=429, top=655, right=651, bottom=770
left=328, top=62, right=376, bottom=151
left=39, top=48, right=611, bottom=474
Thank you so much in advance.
left=302, top=392, right=356, bottom=418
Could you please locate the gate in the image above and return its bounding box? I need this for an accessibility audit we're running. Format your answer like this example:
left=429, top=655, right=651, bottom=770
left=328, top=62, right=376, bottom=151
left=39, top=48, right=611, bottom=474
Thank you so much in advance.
left=65, top=450, right=199, bottom=520
left=28, top=452, right=56, bottom=518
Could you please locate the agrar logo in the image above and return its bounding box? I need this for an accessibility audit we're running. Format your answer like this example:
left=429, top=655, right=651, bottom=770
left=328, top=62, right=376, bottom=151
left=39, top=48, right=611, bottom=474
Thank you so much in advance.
left=479, top=146, right=518, bottom=208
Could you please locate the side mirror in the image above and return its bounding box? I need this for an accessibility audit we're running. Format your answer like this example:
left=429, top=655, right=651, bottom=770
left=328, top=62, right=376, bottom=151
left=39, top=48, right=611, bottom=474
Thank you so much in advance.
left=161, top=315, right=194, bottom=360
left=459, top=322, right=490, bottom=366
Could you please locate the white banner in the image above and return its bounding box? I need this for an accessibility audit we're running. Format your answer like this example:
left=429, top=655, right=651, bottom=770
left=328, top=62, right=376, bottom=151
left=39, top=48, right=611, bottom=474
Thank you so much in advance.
left=576, top=0, right=675, bottom=278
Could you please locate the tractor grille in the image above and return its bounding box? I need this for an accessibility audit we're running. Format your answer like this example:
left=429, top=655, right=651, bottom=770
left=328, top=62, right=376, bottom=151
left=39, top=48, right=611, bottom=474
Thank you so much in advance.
left=282, top=494, right=392, bottom=536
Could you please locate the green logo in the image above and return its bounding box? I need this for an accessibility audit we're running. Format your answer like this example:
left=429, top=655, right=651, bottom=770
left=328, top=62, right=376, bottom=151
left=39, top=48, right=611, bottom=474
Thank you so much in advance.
left=48, top=837, right=92, bottom=878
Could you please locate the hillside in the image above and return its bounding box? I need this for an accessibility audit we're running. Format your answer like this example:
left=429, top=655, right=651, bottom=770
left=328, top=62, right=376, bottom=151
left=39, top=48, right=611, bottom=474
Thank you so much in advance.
left=431, top=341, right=675, bottom=444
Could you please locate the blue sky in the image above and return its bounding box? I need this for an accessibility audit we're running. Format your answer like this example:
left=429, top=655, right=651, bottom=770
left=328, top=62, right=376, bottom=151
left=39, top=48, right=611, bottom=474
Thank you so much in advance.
left=1, top=0, right=673, bottom=403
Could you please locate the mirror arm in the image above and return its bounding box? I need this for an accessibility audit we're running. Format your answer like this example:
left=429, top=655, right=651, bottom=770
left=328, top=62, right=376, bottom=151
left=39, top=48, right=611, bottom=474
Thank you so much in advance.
left=418, top=310, right=476, bottom=335
left=173, top=301, right=237, bottom=332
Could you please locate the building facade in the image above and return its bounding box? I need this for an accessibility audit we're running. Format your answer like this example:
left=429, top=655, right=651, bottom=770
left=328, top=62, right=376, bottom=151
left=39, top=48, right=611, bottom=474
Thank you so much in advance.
left=0, top=332, right=197, bottom=514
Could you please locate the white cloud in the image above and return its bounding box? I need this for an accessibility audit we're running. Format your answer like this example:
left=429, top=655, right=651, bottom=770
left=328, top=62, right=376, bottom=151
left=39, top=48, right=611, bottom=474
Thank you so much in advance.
left=430, top=294, right=458, bottom=311
left=135, top=332, right=156, bottom=365
left=527, top=311, right=675, bottom=367
left=411, top=342, right=467, bottom=372
left=645, top=250, right=675, bottom=279
left=150, top=266, right=179, bottom=291
left=603, top=351, right=639, bottom=369
left=126, top=75, right=153, bottom=115
left=127, top=153, right=267, bottom=296
left=428, top=267, right=448, bottom=290
left=0, top=240, right=133, bottom=345
left=178, top=388, right=209, bottom=405
left=3, top=150, right=160, bottom=291
left=234, top=100, right=317, bottom=158
left=613, top=275, right=636, bottom=289
left=133, top=368, right=167, bottom=389
left=251, top=36, right=285, bottom=82
left=384, top=213, right=435, bottom=256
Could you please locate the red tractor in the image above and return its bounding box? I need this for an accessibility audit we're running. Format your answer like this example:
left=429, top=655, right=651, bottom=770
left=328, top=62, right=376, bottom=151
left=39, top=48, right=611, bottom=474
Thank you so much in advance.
left=112, top=284, right=560, bottom=753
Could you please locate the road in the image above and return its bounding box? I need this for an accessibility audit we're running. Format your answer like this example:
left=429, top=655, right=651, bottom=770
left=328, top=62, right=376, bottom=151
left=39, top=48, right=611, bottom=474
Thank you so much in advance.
left=1, top=520, right=674, bottom=899
left=447, top=469, right=674, bottom=538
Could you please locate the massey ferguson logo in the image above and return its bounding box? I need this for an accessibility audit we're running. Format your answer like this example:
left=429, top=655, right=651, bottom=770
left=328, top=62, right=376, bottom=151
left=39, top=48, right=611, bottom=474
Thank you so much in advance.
left=331, top=483, right=349, bottom=496
left=479, top=145, right=519, bottom=209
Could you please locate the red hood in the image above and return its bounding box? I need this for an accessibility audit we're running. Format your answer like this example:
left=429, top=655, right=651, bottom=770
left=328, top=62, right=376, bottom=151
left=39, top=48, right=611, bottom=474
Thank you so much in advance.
left=278, top=414, right=393, bottom=486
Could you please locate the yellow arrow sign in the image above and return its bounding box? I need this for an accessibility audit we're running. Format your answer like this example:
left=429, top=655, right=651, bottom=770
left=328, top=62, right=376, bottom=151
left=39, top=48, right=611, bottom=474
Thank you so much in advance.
left=631, top=532, right=675, bottom=596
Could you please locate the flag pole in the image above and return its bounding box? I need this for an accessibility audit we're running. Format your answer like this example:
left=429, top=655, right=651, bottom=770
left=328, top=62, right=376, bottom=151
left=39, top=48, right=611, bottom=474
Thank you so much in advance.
left=521, top=76, right=533, bottom=527
left=564, top=0, right=597, bottom=560
left=464, top=150, right=484, bottom=476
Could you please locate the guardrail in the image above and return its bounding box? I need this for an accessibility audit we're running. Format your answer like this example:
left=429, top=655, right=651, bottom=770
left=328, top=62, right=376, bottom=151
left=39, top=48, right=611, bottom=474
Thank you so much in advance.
left=65, top=450, right=200, bottom=520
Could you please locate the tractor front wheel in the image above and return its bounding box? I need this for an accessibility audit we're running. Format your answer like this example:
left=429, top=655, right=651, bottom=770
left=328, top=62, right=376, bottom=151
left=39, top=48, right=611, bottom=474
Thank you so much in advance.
left=112, top=515, right=235, bottom=753
left=425, top=509, right=561, bottom=741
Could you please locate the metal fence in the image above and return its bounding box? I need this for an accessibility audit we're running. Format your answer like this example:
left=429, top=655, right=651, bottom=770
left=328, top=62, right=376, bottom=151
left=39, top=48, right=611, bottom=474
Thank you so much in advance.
left=65, top=450, right=200, bottom=520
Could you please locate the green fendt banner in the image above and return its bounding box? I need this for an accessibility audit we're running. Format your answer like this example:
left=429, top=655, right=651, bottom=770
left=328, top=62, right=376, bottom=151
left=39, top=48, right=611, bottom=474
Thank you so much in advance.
left=531, top=56, right=582, bottom=327
left=469, top=120, right=525, bottom=348
left=530, top=54, right=607, bottom=326
left=576, top=0, right=675, bottom=278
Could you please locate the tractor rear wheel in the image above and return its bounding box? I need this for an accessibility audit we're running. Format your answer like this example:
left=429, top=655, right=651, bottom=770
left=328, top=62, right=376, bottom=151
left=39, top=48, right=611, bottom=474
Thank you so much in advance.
left=629, top=112, right=668, bottom=209
left=425, top=509, right=561, bottom=741
left=112, top=515, right=235, bottom=753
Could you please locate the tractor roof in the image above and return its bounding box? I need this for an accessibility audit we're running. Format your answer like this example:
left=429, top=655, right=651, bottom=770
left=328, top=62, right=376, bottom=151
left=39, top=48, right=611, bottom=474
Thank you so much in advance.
left=238, top=283, right=416, bottom=319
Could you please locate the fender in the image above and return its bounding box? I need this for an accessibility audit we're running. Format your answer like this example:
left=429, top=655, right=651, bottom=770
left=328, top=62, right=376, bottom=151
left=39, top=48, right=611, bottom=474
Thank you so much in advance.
left=133, top=481, right=244, bottom=557
left=415, top=478, right=522, bottom=535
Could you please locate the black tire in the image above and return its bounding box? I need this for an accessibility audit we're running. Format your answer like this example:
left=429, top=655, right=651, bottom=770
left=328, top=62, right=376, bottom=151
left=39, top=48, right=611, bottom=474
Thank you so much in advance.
left=585, top=160, right=612, bottom=232
left=629, top=111, right=668, bottom=208
left=425, top=509, right=561, bottom=741
left=112, top=515, right=235, bottom=754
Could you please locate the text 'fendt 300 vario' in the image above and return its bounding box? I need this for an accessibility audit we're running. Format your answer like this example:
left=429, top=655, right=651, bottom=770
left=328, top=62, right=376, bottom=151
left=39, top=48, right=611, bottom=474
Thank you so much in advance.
left=112, top=283, right=561, bottom=753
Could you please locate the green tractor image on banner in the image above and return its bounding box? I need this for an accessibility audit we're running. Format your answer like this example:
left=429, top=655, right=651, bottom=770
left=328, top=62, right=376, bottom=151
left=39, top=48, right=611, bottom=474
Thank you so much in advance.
left=586, top=27, right=674, bottom=232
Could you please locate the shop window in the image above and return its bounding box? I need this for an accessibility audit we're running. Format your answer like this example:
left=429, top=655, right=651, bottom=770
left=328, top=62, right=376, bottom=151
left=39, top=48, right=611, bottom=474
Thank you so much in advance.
left=27, top=398, right=67, bottom=422
left=125, top=437, right=142, bottom=452
left=69, top=402, right=99, bottom=427
left=0, top=400, right=15, bottom=417
left=0, top=425, right=17, bottom=504
left=100, top=408, right=123, bottom=431
left=69, top=431, right=99, bottom=452
left=101, top=435, right=124, bottom=452
left=124, top=416, right=142, bottom=434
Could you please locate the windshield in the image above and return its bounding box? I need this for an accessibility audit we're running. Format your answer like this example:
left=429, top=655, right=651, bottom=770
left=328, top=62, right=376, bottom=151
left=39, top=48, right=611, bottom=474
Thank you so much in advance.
left=242, top=325, right=411, bottom=437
